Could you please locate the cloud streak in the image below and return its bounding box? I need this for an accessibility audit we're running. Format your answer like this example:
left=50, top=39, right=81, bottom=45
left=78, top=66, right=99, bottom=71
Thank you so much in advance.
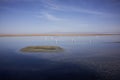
left=36, top=12, right=62, bottom=21
left=0, top=0, right=116, bottom=16
left=43, top=13, right=61, bottom=21
left=41, top=0, right=117, bottom=16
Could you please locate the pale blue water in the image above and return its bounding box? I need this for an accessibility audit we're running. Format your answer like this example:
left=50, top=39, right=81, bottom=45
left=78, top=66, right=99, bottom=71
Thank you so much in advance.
left=0, top=36, right=120, bottom=80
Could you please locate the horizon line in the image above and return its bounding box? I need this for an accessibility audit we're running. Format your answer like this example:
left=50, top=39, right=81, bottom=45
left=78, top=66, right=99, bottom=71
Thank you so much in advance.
left=0, top=33, right=119, bottom=37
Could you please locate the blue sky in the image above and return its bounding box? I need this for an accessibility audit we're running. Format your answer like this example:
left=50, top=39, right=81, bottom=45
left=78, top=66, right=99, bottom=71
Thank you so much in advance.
left=0, top=0, right=120, bottom=34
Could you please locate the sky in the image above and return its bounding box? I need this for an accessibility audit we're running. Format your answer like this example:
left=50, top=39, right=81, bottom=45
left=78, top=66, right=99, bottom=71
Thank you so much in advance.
left=0, top=0, right=120, bottom=34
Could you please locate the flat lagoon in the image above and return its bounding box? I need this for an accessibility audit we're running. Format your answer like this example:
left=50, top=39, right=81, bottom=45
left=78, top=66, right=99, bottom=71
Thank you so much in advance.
left=0, top=35, right=120, bottom=80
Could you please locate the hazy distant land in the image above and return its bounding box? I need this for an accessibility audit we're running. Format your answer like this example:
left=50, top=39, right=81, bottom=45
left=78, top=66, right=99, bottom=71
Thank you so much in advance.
left=0, top=33, right=119, bottom=37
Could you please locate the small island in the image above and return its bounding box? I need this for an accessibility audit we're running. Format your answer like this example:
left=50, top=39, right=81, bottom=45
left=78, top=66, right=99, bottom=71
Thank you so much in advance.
left=20, top=46, right=64, bottom=52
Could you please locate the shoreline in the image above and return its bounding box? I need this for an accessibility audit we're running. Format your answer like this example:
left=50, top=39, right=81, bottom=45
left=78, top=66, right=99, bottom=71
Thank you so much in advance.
left=0, top=34, right=119, bottom=37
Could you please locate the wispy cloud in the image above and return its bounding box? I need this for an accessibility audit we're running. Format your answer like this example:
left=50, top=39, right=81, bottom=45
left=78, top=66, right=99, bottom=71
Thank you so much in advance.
left=43, top=13, right=61, bottom=21
left=41, top=0, right=116, bottom=16
left=1, top=0, right=114, bottom=16
left=36, top=12, right=62, bottom=21
left=67, top=7, right=108, bottom=15
left=41, top=0, right=64, bottom=11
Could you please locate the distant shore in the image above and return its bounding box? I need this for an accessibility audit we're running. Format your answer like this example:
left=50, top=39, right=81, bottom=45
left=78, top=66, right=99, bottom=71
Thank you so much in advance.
left=0, top=33, right=119, bottom=37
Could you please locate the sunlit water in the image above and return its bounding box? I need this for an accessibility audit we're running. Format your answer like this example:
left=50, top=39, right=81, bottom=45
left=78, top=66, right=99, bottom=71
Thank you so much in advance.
left=0, top=35, right=120, bottom=80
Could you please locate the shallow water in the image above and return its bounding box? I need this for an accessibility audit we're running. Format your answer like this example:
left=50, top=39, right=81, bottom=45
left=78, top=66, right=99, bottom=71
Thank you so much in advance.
left=0, top=35, right=120, bottom=80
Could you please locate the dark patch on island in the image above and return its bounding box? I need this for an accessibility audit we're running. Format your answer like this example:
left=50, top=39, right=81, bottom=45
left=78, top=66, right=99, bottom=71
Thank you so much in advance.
left=20, top=46, right=64, bottom=52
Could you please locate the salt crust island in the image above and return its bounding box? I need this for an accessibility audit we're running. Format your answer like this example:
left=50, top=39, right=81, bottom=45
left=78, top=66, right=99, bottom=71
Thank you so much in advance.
left=20, top=46, right=64, bottom=52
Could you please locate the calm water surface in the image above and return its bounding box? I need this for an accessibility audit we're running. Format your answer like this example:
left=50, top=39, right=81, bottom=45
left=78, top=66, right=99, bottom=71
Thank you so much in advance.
left=0, top=36, right=120, bottom=80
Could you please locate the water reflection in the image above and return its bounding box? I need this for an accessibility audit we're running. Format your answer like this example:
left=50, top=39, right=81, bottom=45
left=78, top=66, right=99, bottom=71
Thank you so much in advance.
left=0, top=54, right=100, bottom=80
